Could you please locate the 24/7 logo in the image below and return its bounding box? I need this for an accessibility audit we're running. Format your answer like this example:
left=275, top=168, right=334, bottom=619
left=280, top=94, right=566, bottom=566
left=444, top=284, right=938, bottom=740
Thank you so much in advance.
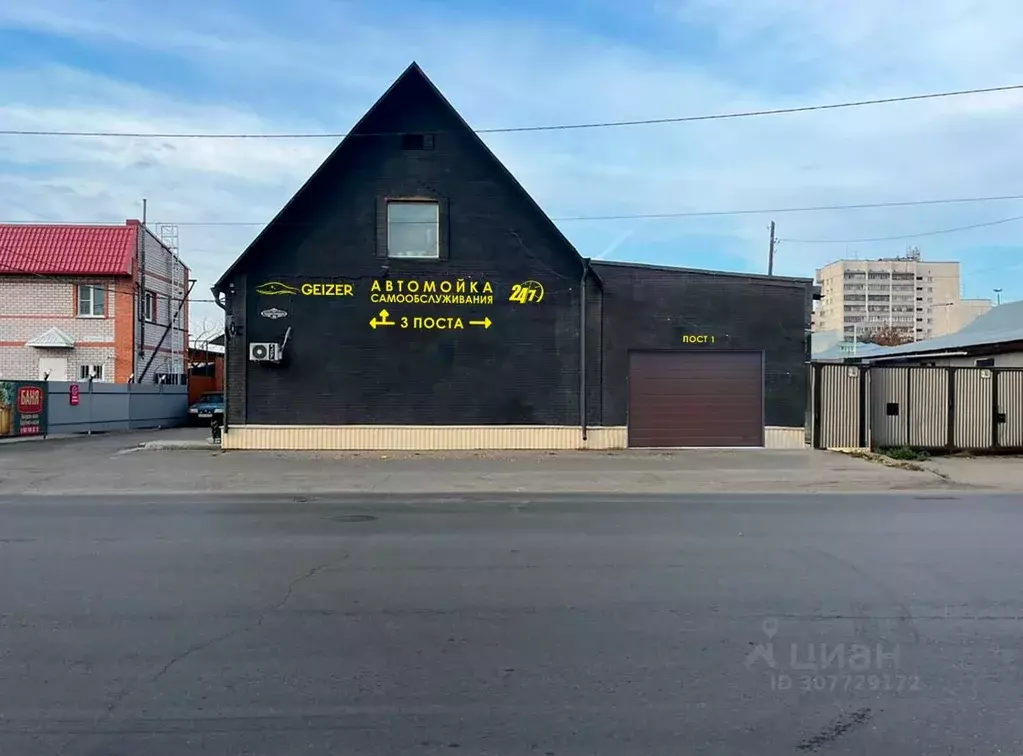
left=509, top=280, right=544, bottom=304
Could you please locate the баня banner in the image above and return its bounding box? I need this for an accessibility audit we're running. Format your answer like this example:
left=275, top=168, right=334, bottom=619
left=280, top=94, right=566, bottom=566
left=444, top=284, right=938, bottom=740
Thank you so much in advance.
left=0, top=381, right=47, bottom=438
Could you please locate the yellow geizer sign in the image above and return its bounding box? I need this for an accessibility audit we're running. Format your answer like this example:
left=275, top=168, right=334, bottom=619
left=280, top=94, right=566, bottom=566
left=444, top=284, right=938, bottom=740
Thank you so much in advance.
left=255, top=281, right=354, bottom=297
left=682, top=334, right=716, bottom=344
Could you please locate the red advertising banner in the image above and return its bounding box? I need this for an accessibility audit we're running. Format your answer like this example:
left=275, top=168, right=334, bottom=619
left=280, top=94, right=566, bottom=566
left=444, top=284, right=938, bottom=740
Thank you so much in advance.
left=18, top=386, right=44, bottom=414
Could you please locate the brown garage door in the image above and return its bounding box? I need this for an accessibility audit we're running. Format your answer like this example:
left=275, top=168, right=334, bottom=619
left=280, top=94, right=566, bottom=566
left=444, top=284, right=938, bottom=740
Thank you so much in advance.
left=628, top=351, right=764, bottom=447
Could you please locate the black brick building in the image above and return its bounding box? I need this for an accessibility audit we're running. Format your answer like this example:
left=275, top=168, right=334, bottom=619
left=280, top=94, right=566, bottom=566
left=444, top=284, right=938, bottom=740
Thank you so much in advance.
left=213, top=63, right=814, bottom=450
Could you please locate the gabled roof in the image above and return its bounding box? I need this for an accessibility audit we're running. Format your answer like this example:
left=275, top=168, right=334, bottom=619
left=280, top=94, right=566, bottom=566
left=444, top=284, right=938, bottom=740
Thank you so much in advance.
left=214, top=62, right=587, bottom=291
left=0, top=222, right=138, bottom=276
left=26, top=326, right=75, bottom=348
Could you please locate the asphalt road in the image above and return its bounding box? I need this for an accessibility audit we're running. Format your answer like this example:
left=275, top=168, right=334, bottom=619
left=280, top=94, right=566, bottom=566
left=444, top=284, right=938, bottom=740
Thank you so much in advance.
left=1, top=493, right=1022, bottom=755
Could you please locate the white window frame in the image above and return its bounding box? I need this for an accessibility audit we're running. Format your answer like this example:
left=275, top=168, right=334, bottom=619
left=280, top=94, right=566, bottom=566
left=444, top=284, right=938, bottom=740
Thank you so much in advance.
left=78, top=364, right=104, bottom=381
left=77, top=284, right=106, bottom=318
left=144, top=290, right=157, bottom=323
left=386, top=200, right=440, bottom=259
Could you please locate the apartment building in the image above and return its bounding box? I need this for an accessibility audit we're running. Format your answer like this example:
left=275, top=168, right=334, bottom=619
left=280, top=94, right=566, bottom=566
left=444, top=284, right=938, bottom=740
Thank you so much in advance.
left=813, top=249, right=990, bottom=342
left=0, top=221, right=189, bottom=383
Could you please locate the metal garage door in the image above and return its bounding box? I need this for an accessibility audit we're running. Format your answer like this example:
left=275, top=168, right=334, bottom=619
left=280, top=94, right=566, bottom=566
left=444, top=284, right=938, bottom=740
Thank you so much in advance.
left=628, top=351, right=764, bottom=447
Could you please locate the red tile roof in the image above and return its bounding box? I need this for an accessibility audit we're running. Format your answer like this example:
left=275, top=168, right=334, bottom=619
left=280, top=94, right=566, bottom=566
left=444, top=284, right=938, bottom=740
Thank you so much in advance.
left=0, top=222, right=139, bottom=277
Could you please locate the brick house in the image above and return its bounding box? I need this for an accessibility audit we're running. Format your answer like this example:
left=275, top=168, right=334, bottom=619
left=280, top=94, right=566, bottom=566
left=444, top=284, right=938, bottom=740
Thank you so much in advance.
left=0, top=221, right=190, bottom=383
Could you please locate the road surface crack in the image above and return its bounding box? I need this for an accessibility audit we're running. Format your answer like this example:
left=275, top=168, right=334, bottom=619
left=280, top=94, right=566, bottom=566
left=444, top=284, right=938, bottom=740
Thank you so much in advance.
left=264, top=553, right=350, bottom=618
left=148, top=553, right=351, bottom=682
left=148, top=624, right=249, bottom=686
left=797, top=547, right=921, bottom=643
left=78, top=551, right=352, bottom=748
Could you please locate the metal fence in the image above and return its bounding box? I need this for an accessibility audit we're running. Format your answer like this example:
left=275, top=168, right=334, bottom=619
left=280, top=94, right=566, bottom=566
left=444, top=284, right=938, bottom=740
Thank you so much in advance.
left=45, top=382, right=188, bottom=435
left=811, top=363, right=1023, bottom=451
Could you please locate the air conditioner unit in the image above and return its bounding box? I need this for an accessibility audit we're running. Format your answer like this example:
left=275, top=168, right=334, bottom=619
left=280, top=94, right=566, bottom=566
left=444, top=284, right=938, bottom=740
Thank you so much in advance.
left=249, top=342, right=282, bottom=362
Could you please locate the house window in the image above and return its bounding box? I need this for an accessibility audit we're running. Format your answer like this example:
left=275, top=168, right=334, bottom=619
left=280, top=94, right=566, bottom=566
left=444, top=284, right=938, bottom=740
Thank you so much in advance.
left=144, top=290, right=157, bottom=322
left=386, top=201, right=439, bottom=259
left=975, top=358, right=996, bottom=367
left=77, top=285, right=106, bottom=317
left=78, top=364, right=104, bottom=381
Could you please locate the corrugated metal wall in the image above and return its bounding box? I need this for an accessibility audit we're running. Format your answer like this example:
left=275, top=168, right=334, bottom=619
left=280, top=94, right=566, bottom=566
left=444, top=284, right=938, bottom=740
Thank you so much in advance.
left=908, top=368, right=948, bottom=448
left=46, top=382, right=187, bottom=434
left=953, top=369, right=993, bottom=449
left=817, top=364, right=861, bottom=448
left=870, top=368, right=908, bottom=448
left=813, top=364, right=1023, bottom=451
left=998, top=371, right=1023, bottom=448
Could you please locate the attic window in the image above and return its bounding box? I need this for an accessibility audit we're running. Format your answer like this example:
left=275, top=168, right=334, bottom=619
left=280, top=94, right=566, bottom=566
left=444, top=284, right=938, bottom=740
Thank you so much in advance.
left=387, top=201, right=439, bottom=259
left=401, top=133, right=434, bottom=150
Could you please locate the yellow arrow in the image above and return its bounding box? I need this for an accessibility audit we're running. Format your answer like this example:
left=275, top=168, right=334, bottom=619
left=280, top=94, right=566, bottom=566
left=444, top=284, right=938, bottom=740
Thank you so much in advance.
left=370, top=308, right=396, bottom=329
left=468, top=317, right=492, bottom=329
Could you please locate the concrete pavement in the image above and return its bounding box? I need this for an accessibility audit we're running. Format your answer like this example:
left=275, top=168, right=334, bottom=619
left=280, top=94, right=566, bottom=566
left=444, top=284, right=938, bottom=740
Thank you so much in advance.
left=921, top=454, right=1023, bottom=490
left=1, top=492, right=1022, bottom=754
left=0, top=428, right=963, bottom=494
left=4, top=428, right=1021, bottom=493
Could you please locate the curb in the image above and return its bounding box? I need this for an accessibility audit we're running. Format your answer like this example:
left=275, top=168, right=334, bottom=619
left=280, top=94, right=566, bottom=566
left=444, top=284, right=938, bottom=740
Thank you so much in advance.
left=828, top=448, right=952, bottom=481
left=137, top=440, right=219, bottom=451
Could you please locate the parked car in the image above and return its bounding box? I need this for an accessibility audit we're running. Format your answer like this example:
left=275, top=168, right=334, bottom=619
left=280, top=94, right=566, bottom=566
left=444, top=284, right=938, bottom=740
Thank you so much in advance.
left=188, top=392, right=224, bottom=425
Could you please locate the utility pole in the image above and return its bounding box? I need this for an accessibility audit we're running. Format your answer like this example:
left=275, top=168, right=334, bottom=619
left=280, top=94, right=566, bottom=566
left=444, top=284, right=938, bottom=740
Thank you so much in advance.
left=137, top=198, right=148, bottom=383
left=994, top=288, right=1003, bottom=306
left=768, top=221, right=776, bottom=276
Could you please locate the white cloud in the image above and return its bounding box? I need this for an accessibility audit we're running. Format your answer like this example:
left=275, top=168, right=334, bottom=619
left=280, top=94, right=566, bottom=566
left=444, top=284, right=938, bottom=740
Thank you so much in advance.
left=2, top=0, right=1023, bottom=333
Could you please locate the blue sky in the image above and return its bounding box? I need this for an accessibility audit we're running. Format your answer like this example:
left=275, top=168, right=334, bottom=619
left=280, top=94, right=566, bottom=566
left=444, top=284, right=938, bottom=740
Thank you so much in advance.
left=2, top=0, right=1023, bottom=330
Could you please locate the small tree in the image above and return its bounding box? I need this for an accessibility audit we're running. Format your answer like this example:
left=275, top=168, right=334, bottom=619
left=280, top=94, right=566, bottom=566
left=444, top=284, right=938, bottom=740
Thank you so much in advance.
left=188, top=316, right=223, bottom=371
left=860, top=324, right=914, bottom=347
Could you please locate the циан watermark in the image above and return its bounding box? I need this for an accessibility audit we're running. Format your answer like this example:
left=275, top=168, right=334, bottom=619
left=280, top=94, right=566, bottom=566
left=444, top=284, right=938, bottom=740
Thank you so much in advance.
left=745, top=618, right=921, bottom=694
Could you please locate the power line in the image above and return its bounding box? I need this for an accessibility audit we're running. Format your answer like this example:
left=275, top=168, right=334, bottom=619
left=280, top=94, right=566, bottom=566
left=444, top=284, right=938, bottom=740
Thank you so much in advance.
left=2, top=83, right=1021, bottom=139
left=550, top=194, right=1023, bottom=221
left=5, top=193, right=1023, bottom=228
left=783, top=214, right=1023, bottom=244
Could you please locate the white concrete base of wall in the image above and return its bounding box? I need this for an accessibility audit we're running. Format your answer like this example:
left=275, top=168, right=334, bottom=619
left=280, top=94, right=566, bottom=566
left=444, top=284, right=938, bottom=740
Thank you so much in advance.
left=222, top=425, right=808, bottom=451
left=765, top=426, right=810, bottom=449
